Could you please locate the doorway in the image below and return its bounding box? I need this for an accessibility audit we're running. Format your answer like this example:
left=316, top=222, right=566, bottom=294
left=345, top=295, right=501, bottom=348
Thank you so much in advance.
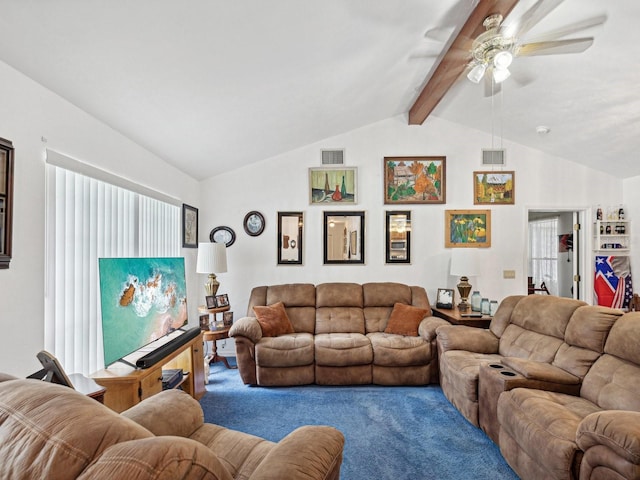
left=527, top=209, right=587, bottom=300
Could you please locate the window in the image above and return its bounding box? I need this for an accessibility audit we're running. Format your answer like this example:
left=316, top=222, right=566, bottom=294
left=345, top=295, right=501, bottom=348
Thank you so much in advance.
left=45, top=158, right=180, bottom=375
left=528, top=217, right=558, bottom=295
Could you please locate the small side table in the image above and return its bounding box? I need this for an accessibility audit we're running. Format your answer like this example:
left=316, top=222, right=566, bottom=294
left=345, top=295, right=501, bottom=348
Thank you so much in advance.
left=202, top=328, right=237, bottom=369
left=69, top=373, right=107, bottom=403
left=431, top=305, right=492, bottom=329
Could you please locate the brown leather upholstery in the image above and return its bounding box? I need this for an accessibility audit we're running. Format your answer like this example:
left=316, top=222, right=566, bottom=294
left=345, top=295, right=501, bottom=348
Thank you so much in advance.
left=230, top=282, right=449, bottom=386
left=497, top=311, right=640, bottom=480
left=436, top=295, right=621, bottom=429
left=0, top=379, right=344, bottom=480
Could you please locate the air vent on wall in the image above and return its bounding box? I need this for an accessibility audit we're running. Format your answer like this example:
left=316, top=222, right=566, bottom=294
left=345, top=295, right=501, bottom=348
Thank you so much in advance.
left=482, top=149, right=506, bottom=166
left=321, top=149, right=345, bottom=165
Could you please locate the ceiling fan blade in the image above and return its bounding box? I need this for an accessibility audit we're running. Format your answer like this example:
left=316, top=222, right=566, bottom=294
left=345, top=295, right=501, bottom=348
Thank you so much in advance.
left=517, top=37, right=594, bottom=56
left=501, top=0, right=564, bottom=39
left=424, top=26, right=456, bottom=43
left=409, top=0, right=519, bottom=125
left=525, top=14, right=606, bottom=43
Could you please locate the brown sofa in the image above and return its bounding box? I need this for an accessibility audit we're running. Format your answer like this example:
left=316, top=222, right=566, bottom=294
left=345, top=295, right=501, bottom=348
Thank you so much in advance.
left=0, top=376, right=344, bottom=480
left=435, top=294, right=624, bottom=434
left=229, top=282, right=449, bottom=386
left=498, top=311, right=640, bottom=480
left=435, top=294, right=640, bottom=480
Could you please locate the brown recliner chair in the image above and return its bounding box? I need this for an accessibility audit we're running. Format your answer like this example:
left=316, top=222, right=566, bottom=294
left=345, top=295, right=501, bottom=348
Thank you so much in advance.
left=0, top=376, right=344, bottom=480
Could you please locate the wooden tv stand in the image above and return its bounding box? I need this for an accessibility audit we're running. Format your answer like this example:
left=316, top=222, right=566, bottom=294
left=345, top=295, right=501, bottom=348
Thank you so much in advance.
left=91, top=333, right=205, bottom=412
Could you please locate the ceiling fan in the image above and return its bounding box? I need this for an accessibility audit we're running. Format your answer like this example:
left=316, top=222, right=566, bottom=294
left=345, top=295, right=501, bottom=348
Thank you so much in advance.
left=409, top=0, right=605, bottom=124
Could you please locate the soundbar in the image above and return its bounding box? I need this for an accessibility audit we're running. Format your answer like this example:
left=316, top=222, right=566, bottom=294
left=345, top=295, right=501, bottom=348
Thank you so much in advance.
left=136, top=326, right=202, bottom=369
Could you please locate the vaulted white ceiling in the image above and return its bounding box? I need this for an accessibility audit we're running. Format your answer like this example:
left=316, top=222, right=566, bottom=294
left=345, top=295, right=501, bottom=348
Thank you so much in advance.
left=0, top=0, right=637, bottom=180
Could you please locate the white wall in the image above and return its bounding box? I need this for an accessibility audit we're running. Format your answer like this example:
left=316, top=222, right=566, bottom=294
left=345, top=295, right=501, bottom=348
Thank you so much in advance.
left=0, top=61, right=200, bottom=377
left=623, top=176, right=640, bottom=284
left=200, top=115, right=624, bottom=322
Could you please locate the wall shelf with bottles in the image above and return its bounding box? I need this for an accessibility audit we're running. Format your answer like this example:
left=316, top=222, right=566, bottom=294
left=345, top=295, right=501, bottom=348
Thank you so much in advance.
left=594, top=220, right=630, bottom=253
left=594, top=205, right=629, bottom=254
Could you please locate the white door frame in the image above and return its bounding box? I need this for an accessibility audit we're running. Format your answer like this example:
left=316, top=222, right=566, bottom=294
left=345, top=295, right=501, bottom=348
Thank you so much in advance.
left=525, top=206, right=592, bottom=303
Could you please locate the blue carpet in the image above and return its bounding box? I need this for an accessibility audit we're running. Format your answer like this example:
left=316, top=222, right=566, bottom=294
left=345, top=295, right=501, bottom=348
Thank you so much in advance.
left=201, top=359, right=519, bottom=480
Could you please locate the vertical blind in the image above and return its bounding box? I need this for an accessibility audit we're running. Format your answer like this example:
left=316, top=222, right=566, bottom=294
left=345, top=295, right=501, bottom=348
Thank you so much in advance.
left=528, top=217, right=559, bottom=296
left=45, top=165, right=180, bottom=375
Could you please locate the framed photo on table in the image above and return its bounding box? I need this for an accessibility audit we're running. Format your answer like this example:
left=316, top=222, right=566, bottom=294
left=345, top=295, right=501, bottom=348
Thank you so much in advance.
left=215, top=293, right=229, bottom=308
left=205, top=296, right=216, bottom=309
left=436, top=288, right=454, bottom=309
left=199, top=314, right=210, bottom=330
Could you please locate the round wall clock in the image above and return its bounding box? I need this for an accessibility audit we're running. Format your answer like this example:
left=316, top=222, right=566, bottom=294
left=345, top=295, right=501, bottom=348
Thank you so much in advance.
left=243, top=211, right=265, bottom=236
left=209, top=226, right=236, bottom=247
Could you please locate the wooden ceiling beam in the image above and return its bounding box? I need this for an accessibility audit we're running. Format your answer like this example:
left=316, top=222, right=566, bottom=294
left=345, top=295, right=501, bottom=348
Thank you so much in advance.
left=408, top=0, right=519, bottom=125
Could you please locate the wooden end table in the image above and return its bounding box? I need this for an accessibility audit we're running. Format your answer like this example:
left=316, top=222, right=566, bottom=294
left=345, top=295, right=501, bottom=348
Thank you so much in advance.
left=431, top=305, right=492, bottom=329
left=202, top=327, right=237, bottom=369
left=69, top=373, right=107, bottom=403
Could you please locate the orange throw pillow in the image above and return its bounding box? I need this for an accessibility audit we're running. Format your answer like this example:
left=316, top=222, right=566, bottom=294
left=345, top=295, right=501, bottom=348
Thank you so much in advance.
left=253, top=302, right=295, bottom=337
left=384, top=303, right=429, bottom=336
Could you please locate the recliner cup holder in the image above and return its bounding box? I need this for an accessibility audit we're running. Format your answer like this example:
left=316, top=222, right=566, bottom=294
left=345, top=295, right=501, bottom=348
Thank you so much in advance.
left=488, top=364, right=504, bottom=369
left=500, top=371, right=516, bottom=377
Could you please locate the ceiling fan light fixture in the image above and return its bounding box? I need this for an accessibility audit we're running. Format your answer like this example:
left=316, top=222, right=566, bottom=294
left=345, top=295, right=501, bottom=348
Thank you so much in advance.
left=493, top=67, right=511, bottom=84
left=467, top=63, right=487, bottom=83
left=493, top=50, right=513, bottom=69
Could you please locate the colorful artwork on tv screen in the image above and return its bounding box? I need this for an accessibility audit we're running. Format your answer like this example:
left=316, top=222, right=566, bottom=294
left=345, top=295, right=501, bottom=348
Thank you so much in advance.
left=99, top=257, right=188, bottom=366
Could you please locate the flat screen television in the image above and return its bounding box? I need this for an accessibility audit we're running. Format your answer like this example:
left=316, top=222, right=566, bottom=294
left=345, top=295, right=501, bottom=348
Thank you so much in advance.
left=98, top=257, right=188, bottom=367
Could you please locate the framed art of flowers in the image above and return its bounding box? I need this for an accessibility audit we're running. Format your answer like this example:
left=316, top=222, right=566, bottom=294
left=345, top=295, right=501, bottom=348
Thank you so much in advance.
left=445, top=209, right=491, bottom=248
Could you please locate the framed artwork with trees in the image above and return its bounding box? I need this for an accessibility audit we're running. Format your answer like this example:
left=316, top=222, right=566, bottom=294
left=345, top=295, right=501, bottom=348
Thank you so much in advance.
left=383, top=156, right=446, bottom=204
left=473, top=171, right=515, bottom=205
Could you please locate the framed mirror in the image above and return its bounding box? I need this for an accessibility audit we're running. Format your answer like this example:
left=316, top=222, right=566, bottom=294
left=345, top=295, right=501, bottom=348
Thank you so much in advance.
left=323, top=211, right=364, bottom=265
left=277, top=211, right=303, bottom=265
left=385, top=211, right=411, bottom=264
left=0, top=137, right=14, bottom=269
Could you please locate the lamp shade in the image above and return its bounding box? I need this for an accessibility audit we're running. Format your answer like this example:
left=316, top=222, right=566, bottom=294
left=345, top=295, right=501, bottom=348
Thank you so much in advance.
left=196, top=242, right=228, bottom=274
left=449, top=249, right=479, bottom=277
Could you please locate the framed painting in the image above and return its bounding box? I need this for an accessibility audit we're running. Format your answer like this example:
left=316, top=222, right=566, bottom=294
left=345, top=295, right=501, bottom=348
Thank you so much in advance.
left=181, top=203, right=198, bottom=248
left=323, top=211, right=365, bottom=264
left=278, top=211, right=303, bottom=265
left=385, top=210, right=411, bottom=264
left=383, top=156, right=445, bottom=204
left=309, top=167, right=357, bottom=204
left=473, top=171, right=515, bottom=205
left=445, top=209, right=491, bottom=248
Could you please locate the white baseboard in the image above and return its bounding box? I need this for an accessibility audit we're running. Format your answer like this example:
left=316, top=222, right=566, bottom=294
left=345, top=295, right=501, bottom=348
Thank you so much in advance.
left=204, top=337, right=236, bottom=357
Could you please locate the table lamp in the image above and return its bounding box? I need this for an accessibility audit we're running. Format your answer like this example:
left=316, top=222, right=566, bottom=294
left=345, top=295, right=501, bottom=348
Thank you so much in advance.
left=196, top=242, right=228, bottom=297
left=449, top=250, right=479, bottom=312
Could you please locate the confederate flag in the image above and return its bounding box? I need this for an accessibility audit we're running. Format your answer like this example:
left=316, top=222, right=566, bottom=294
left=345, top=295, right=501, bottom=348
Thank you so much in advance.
left=594, top=255, right=634, bottom=309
